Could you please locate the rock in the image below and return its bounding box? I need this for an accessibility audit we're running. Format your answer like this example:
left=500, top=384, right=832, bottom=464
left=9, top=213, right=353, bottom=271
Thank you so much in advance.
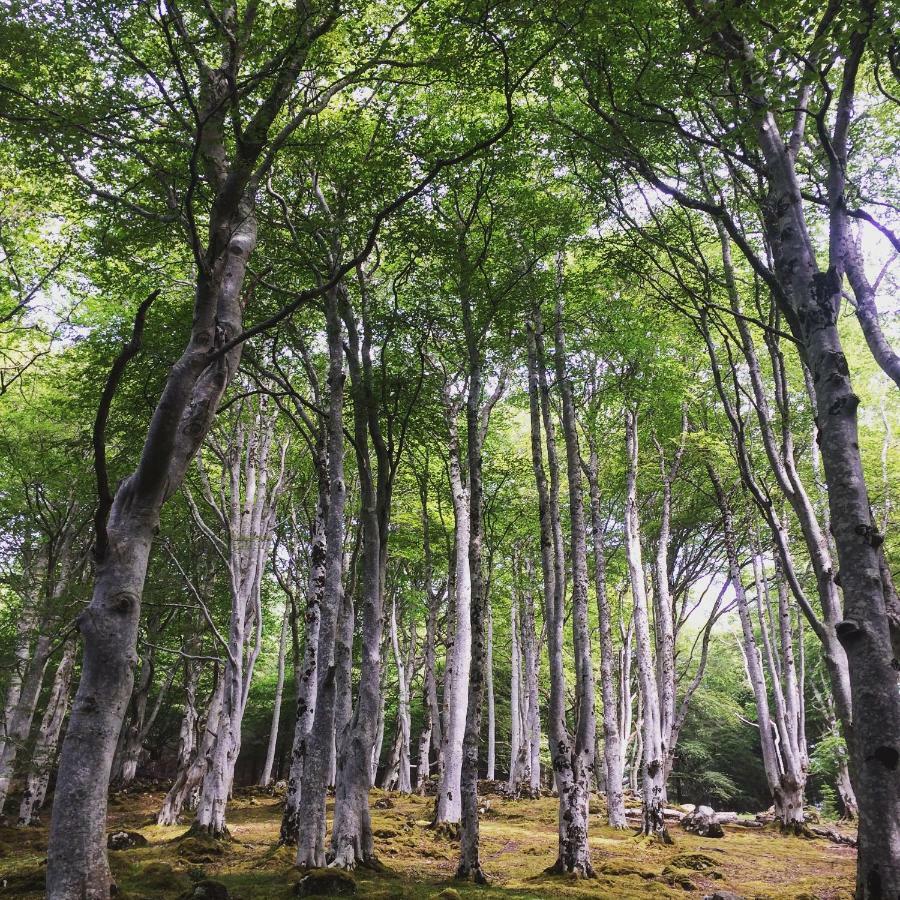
left=682, top=806, right=725, bottom=838
left=177, top=836, right=225, bottom=864
left=374, top=796, right=394, bottom=809
left=107, top=830, right=150, bottom=850
left=181, top=880, right=230, bottom=900
left=703, top=893, right=745, bottom=900
left=373, top=828, right=399, bottom=839
left=295, top=868, right=356, bottom=897
left=662, top=867, right=696, bottom=890
left=668, top=853, right=719, bottom=871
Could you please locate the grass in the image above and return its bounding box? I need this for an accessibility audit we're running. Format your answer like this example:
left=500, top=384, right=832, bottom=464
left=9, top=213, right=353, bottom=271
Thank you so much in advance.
left=0, top=788, right=856, bottom=898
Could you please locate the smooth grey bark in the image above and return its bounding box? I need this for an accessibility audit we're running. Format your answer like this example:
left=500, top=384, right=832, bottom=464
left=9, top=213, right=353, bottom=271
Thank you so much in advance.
left=0, top=529, right=77, bottom=814
left=485, top=603, right=496, bottom=782
left=694, top=12, right=900, bottom=890
left=526, top=310, right=594, bottom=875
left=710, top=469, right=806, bottom=830
left=259, top=602, right=290, bottom=786
left=192, top=398, right=287, bottom=836
left=455, top=297, right=495, bottom=885
left=17, top=639, right=77, bottom=827
left=550, top=292, right=597, bottom=873
left=584, top=444, right=626, bottom=828
left=651, top=415, right=686, bottom=785
left=280, top=488, right=326, bottom=843
left=333, top=546, right=356, bottom=791
left=520, top=560, right=542, bottom=799
left=435, top=390, right=471, bottom=827
left=624, top=410, right=669, bottom=843
left=389, top=595, right=413, bottom=794
left=507, top=595, right=525, bottom=795
left=329, top=273, right=390, bottom=869
left=157, top=674, right=225, bottom=827
left=296, top=281, right=348, bottom=868
left=416, top=477, right=443, bottom=794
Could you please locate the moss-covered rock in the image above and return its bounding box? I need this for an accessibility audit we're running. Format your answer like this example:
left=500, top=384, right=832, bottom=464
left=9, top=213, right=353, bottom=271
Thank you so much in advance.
left=177, top=835, right=225, bottom=864
left=295, top=867, right=357, bottom=897
left=434, top=889, right=462, bottom=899
left=180, top=879, right=230, bottom=900
left=108, top=830, right=150, bottom=850
left=668, top=852, right=719, bottom=871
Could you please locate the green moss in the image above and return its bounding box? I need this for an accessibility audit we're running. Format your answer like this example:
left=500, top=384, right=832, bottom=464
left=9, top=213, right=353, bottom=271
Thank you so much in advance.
left=667, top=852, right=718, bottom=871
left=295, top=867, right=356, bottom=896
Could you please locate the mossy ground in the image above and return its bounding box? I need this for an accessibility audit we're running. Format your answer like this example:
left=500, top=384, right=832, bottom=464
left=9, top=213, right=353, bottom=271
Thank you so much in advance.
left=0, top=788, right=855, bottom=899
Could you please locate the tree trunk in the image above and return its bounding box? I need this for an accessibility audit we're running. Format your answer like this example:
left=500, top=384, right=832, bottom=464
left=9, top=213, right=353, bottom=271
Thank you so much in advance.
left=259, top=603, right=290, bottom=786
left=296, top=282, right=347, bottom=868
left=507, top=596, right=524, bottom=795
left=390, top=597, right=413, bottom=794
left=48, top=188, right=255, bottom=897
left=526, top=309, right=594, bottom=875
left=585, top=445, right=627, bottom=828
left=710, top=468, right=806, bottom=831
left=158, top=675, right=225, bottom=827
left=625, top=410, right=669, bottom=843
left=17, top=639, right=77, bottom=827
left=485, top=603, right=496, bottom=783
left=280, top=488, right=326, bottom=843
left=520, top=562, right=542, bottom=799
left=435, top=403, right=471, bottom=827
left=191, top=399, right=285, bottom=837
left=551, top=293, right=597, bottom=874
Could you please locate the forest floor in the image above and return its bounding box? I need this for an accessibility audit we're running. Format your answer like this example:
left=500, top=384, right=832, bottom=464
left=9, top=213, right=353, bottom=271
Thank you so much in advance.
left=0, top=787, right=856, bottom=899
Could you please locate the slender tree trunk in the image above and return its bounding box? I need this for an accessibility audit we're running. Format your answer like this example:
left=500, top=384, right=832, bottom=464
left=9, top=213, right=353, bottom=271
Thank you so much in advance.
left=280, top=488, right=326, bottom=843
left=585, top=446, right=627, bottom=828
left=435, top=405, right=471, bottom=827
left=521, top=563, right=541, bottom=799
left=507, top=596, right=524, bottom=795
left=191, top=400, right=285, bottom=837
left=710, top=469, right=806, bottom=830
left=17, top=640, right=77, bottom=826
left=0, top=629, right=51, bottom=813
left=485, top=603, right=496, bottom=782
left=158, top=675, right=225, bottom=827
left=259, top=603, right=290, bottom=786
left=527, top=310, right=594, bottom=874
left=296, top=282, right=348, bottom=868
left=624, top=410, right=669, bottom=843
left=390, top=597, right=413, bottom=794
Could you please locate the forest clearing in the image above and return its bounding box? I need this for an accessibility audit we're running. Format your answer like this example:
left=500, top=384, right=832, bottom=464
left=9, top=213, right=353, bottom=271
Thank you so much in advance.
left=0, top=0, right=897, bottom=898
